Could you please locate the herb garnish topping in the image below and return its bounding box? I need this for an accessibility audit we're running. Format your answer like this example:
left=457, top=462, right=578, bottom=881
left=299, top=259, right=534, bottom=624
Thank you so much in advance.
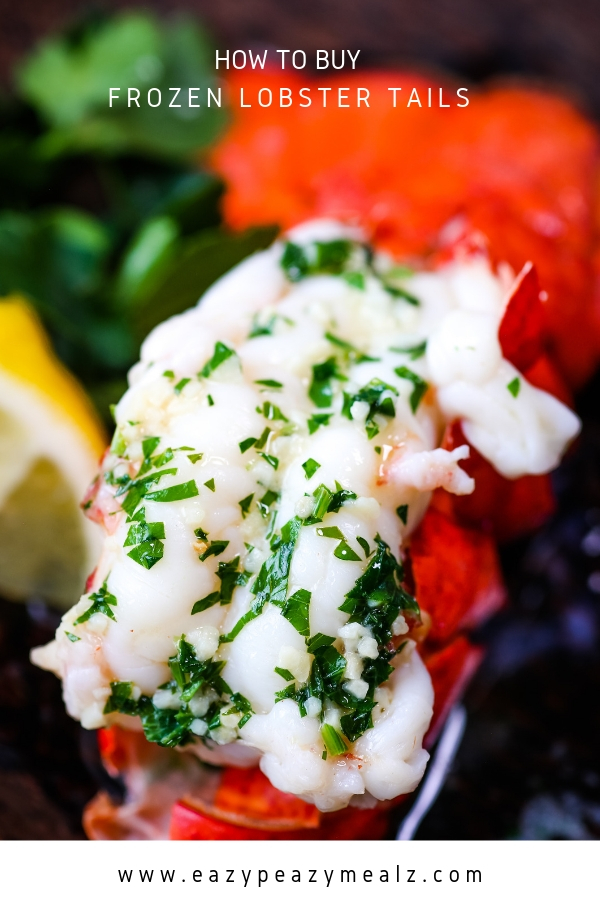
left=394, top=366, right=428, bottom=413
left=198, top=342, right=237, bottom=379
left=507, top=377, right=521, bottom=398
left=302, top=458, right=321, bottom=480
left=124, top=506, right=165, bottom=569
left=74, top=580, right=118, bottom=625
left=342, top=378, right=398, bottom=439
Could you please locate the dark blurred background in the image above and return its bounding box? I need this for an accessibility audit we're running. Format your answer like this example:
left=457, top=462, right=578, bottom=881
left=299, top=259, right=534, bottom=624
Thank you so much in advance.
left=0, top=0, right=599, bottom=840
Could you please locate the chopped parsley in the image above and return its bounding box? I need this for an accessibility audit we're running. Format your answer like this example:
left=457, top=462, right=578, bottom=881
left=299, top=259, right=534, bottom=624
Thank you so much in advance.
left=258, top=451, right=279, bottom=470
left=341, top=271, right=365, bottom=290
left=321, top=724, right=348, bottom=757
left=249, top=313, right=277, bottom=338
left=204, top=478, right=216, bottom=492
left=256, top=401, right=288, bottom=422
left=281, top=242, right=310, bottom=281
left=255, top=379, right=283, bottom=390
left=192, top=556, right=245, bottom=612
left=257, top=489, right=278, bottom=518
left=334, top=541, right=361, bottom=561
left=391, top=340, right=427, bottom=360
left=280, top=588, right=311, bottom=637
left=74, top=580, right=117, bottom=625
left=124, top=507, right=165, bottom=569
left=220, top=517, right=301, bottom=644
left=356, top=536, right=372, bottom=557
left=226, top=692, right=254, bottom=729
left=145, top=480, right=199, bottom=503
left=342, top=378, right=398, bottom=439
left=394, top=366, right=429, bottom=413
left=304, top=482, right=357, bottom=526
left=239, top=436, right=257, bottom=454
left=275, top=667, right=295, bottom=682
left=302, top=458, right=321, bottom=480
left=198, top=342, right=236, bottom=378
left=174, top=377, right=191, bottom=394
left=187, top=452, right=203, bottom=464
left=384, top=284, right=420, bottom=305
left=65, top=631, right=80, bottom=642
left=198, top=539, right=229, bottom=562
left=396, top=504, right=408, bottom=525
left=339, top=535, right=419, bottom=644
left=325, top=332, right=378, bottom=364
left=255, top=427, right=272, bottom=449
left=507, top=377, right=521, bottom=398
left=163, top=370, right=175, bottom=379
left=307, top=413, right=332, bottom=434
left=207, top=394, right=214, bottom=407
left=103, top=638, right=234, bottom=748
left=317, top=526, right=344, bottom=539
left=309, top=357, right=346, bottom=408
left=239, top=493, right=254, bottom=518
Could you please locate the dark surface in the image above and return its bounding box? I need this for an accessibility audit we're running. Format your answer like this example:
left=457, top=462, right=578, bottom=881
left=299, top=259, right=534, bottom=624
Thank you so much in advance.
left=0, top=0, right=599, bottom=840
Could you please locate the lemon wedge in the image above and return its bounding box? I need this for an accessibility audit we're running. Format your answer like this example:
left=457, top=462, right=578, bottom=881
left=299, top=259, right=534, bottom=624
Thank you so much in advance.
left=0, top=297, right=106, bottom=608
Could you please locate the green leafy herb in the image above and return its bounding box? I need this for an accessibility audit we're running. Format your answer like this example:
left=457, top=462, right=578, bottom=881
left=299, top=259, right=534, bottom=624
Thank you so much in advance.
left=194, top=526, right=208, bottom=542
left=65, top=631, right=80, bottom=642
left=258, top=452, right=279, bottom=470
left=306, top=632, right=335, bottom=654
left=124, top=506, right=165, bottom=569
left=321, top=724, right=347, bottom=757
left=341, top=271, right=365, bottom=290
left=396, top=504, right=408, bottom=525
left=174, top=377, right=191, bottom=394
left=280, top=588, right=311, bottom=637
left=187, top=452, right=203, bottom=464
left=309, top=357, right=346, bottom=408
left=207, top=394, right=214, bottom=407
left=254, top=427, right=272, bottom=450
left=255, top=379, right=283, bottom=389
left=220, top=517, right=301, bottom=644
left=204, top=478, right=215, bottom=492
left=325, top=331, right=378, bottom=364
left=302, top=458, right=321, bottom=480
left=199, top=539, right=229, bottom=562
left=334, top=541, right=361, bottom=561
left=163, top=370, right=175, bottom=379
left=281, top=242, right=309, bottom=282
left=317, top=526, right=344, bottom=539
left=257, top=489, right=279, bottom=518
left=274, top=667, right=295, bottom=682
left=239, top=436, right=257, bottom=454
left=225, top=693, right=253, bottom=728
left=74, top=580, right=117, bottom=624
left=307, top=413, right=332, bottom=434
left=249, top=314, right=277, bottom=338
left=384, top=284, right=420, bottom=305
left=116, top=467, right=178, bottom=516
left=328, top=483, right=358, bottom=513
left=239, top=493, right=254, bottom=518
left=394, top=366, right=428, bottom=413
left=391, top=340, right=427, bottom=360
left=191, top=591, right=220, bottom=615
left=342, top=378, right=398, bottom=439
left=198, top=341, right=236, bottom=378
left=507, top=377, right=521, bottom=398
left=339, top=535, right=419, bottom=644
left=256, top=401, right=288, bottom=422
left=356, top=536, right=372, bottom=557
left=145, top=480, right=198, bottom=503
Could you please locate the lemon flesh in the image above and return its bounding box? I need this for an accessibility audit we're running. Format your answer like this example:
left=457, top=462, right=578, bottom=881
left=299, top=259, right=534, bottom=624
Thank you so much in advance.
left=0, top=298, right=106, bottom=608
